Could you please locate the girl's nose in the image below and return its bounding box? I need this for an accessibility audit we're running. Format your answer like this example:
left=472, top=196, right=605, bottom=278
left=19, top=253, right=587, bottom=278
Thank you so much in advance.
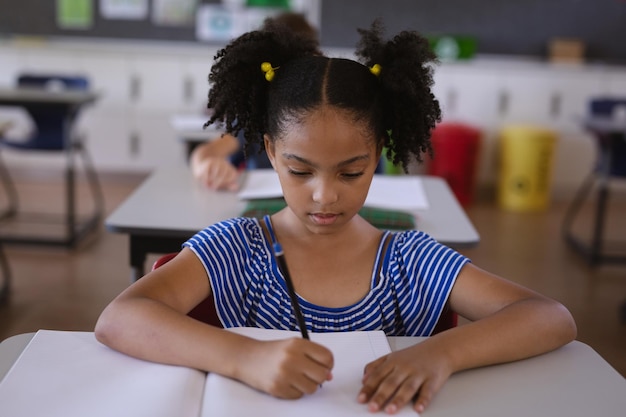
left=311, top=178, right=339, bottom=205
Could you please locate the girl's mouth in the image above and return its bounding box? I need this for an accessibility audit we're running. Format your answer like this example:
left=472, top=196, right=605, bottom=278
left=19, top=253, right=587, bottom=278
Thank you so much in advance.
left=310, top=213, right=339, bottom=225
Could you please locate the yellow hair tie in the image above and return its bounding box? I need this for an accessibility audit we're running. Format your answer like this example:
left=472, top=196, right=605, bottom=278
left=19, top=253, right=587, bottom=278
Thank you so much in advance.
left=261, top=61, right=279, bottom=82
left=369, top=64, right=382, bottom=77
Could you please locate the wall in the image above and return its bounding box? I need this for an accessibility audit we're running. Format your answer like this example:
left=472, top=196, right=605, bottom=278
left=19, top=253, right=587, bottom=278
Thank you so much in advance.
left=2, top=0, right=625, bottom=64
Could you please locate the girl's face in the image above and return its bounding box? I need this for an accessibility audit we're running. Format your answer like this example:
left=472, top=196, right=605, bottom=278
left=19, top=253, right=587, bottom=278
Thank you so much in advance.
left=265, top=105, right=381, bottom=235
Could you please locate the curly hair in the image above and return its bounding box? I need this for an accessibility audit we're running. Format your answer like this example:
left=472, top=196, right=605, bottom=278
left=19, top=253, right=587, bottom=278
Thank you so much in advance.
left=206, top=20, right=440, bottom=172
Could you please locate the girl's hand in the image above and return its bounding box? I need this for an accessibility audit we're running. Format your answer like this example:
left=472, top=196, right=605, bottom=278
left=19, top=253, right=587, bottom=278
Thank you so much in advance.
left=358, top=341, right=452, bottom=414
left=236, top=337, right=334, bottom=399
left=192, top=157, right=240, bottom=190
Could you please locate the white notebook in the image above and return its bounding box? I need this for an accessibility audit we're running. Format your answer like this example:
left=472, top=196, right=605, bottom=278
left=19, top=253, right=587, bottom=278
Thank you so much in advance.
left=238, top=169, right=429, bottom=210
left=0, top=329, right=417, bottom=417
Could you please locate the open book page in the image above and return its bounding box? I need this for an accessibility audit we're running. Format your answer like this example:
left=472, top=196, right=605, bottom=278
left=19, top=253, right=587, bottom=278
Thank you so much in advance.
left=202, top=328, right=417, bottom=416
left=0, top=330, right=206, bottom=417
left=238, top=169, right=429, bottom=210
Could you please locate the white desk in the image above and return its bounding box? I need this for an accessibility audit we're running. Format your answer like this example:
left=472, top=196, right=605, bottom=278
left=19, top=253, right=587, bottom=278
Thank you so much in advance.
left=105, top=165, right=480, bottom=280
left=1, top=333, right=625, bottom=416
left=170, top=114, right=222, bottom=158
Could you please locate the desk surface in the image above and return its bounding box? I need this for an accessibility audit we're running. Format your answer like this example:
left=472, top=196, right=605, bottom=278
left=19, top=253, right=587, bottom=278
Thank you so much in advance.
left=1, top=333, right=625, bottom=416
left=0, top=87, right=99, bottom=106
left=106, top=165, right=480, bottom=247
left=170, top=114, right=223, bottom=141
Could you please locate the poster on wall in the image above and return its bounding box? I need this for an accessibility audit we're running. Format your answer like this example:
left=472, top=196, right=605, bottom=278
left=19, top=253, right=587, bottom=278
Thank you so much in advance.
left=56, top=0, right=94, bottom=29
left=196, top=0, right=320, bottom=42
left=195, top=5, right=242, bottom=42
left=152, top=0, right=198, bottom=27
left=100, top=0, right=148, bottom=20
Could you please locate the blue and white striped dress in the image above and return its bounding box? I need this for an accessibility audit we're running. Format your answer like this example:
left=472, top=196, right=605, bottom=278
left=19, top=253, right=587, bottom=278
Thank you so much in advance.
left=183, top=216, right=469, bottom=336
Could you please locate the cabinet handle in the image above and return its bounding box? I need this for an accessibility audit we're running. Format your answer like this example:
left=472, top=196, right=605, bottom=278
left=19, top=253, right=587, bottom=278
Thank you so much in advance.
left=129, top=131, right=140, bottom=158
left=129, top=75, right=141, bottom=102
left=446, top=88, right=457, bottom=116
left=183, top=76, right=194, bottom=104
left=550, top=92, right=562, bottom=119
left=498, top=90, right=509, bottom=117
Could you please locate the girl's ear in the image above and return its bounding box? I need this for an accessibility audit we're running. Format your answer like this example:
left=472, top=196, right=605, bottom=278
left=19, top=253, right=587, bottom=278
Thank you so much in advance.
left=264, top=134, right=277, bottom=169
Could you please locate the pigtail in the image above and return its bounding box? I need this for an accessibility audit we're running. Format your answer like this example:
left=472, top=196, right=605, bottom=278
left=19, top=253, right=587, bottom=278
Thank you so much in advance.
left=206, top=27, right=319, bottom=151
left=356, top=20, right=441, bottom=171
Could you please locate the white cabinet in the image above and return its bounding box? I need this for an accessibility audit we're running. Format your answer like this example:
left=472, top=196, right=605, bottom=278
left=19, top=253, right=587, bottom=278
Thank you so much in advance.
left=0, top=45, right=21, bottom=86
left=494, top=65, right=605, bottom=130
left=77, top=53, right=131, bottom=110
left=180, top=54, right=216, bottom=114
left=434, top=64, right=501, bottom=128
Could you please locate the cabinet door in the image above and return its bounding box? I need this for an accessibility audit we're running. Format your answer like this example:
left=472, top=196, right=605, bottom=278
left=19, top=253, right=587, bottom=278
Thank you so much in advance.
left=78, top=110, right=133, bottom=171
left=180, top=55, right=216, bottom=114
left=127, top=55, right=184, bottom=113
left=494, top=66, right=605, bottom=130
left=0, top=46, right=21, bottom=85
left=129, top=112, right=187, bottom=171
left=19, top=48, right=81, bottom=75
left=495, top=68, right=555, bottom=126
left=439, top=64, right=501, bottom=128
left=76, top=53, right=132, bottom=111
left=605, top=69, right=626, bottom=98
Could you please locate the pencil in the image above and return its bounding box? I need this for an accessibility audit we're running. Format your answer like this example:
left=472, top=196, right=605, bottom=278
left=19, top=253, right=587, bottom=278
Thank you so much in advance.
left=273, top=242, right=309, bottom=340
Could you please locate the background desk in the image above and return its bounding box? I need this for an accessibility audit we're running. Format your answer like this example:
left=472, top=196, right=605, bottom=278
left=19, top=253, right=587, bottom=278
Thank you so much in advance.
left=0, top=87, right=99, bottom=109
left=170, top=114, right=221, bottom=159
left=1, top=333, right=625, bottom=416
left=106, top=166, right=480, bottom=281
left=0, top=87, right=101, bottom=247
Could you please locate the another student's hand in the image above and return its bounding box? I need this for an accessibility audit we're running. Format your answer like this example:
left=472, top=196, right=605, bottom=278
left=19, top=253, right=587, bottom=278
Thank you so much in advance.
left=236, top=337, right=334, bottom=399
left=358, top=341, right=452, bottom=414
left=192, top=157, right=240, bottom=190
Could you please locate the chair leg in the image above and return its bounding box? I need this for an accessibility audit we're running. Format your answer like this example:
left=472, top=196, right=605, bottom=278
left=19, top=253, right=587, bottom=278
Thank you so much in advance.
left=0, top=152, right=19, bottom=220
left=561, top=171, right=595, bottom=242
left=590, top=180, right=609, bottom=265
left=77, top=142, right=104, bottom=221
left=0, top=245, right=11, bottom=305
left=63, top=139, right=104, bottom=247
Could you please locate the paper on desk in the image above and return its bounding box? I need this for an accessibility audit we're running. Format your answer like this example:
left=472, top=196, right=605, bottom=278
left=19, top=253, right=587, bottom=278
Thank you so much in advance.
left=238, top=169, right=429, bottom=210
left=170, top=114, right=211, bottom=131
left=0, top=330, right=205, bottom=417
left=202, top=328, right=417, bottom=416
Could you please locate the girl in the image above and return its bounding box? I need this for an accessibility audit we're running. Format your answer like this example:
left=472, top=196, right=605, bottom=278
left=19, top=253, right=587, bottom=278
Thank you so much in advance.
left=95, top=22, right=576, bottom=414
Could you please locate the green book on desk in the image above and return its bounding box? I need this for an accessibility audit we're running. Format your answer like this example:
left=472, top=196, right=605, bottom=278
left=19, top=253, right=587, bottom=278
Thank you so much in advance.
left=0, top=329, right=410, bottom=417
left=242, top=198, right=416, bottom=230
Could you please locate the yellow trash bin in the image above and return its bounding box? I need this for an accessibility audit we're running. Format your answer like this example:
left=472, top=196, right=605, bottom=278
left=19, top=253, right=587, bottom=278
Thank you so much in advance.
left=498, top=125, right=558, bottom=211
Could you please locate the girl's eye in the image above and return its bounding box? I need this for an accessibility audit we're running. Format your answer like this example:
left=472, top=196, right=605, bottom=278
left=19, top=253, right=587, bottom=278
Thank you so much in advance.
left=342, top=172, right=364, bottom=179
left=288, top=169, right=311, bottom=177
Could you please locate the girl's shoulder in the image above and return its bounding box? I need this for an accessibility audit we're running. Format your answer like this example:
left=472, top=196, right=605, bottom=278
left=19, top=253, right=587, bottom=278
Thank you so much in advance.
left=388, top=229, right=437, bottom=249
left=185, top=217, right=264, bottom=247
left=386, top=229, right=469, bottom=267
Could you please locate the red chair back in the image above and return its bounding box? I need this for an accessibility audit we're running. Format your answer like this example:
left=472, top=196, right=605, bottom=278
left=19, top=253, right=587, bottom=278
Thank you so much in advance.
left=151, top=253, right=222, bottom=328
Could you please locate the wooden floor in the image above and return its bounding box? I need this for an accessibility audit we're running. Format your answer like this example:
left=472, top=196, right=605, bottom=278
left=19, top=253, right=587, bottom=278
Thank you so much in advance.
left=0, top=173, right=625, bottom=377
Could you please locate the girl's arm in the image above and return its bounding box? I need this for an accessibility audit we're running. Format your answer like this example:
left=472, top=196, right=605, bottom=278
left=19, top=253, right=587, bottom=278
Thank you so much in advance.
left=189, top=133, right=241, bottom=190
left=95, top=248, right=333, bottom=398
left=359, top=263, right=577, bottom=414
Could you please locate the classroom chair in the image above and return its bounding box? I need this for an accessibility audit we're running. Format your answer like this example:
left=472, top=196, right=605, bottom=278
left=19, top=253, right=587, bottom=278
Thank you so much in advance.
left=0, top=73, right=104, bottom=248
left=0, top=245, right=9, bottom=306
left=561, top=97, right=626, bottom=265
left=152, top=252, right=458, bottom=334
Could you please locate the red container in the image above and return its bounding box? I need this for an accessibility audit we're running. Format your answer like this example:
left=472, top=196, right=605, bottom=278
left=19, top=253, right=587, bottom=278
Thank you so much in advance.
left=427, top=123, right=481, bottom=206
